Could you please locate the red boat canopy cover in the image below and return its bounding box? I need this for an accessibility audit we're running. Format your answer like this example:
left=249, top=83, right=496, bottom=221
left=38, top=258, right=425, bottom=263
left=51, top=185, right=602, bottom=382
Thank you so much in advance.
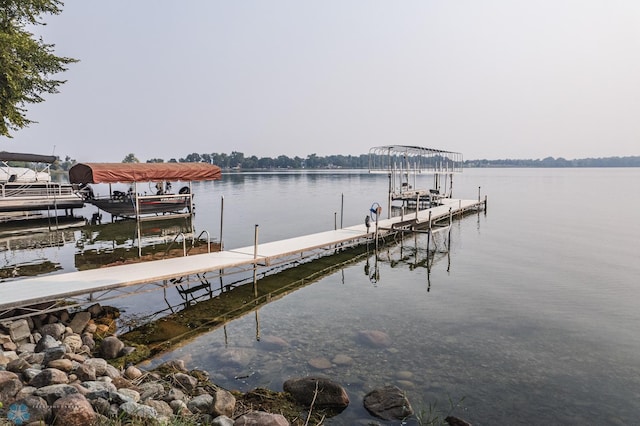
left=69, top=162, right=222, bottom=184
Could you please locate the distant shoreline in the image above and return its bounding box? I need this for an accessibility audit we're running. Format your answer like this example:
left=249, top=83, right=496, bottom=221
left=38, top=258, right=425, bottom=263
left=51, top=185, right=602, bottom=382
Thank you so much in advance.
left=47, top=155, right=640, bottom=174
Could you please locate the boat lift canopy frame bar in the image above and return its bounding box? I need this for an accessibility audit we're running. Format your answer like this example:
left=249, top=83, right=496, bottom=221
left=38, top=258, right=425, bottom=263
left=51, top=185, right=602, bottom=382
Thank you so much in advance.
left=368, top=145, right=463, bottom=174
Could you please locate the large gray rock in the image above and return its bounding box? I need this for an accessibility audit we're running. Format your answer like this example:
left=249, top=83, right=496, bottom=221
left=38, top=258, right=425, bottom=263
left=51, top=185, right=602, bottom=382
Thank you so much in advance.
left=52, top=393, right=96, bottom=426
left=170, top=399, right=191, bottom=416
left=211, top=415, right=234, bottom=426
left=363, top=385, right=414, bottom=420
left=34, top=384, right=79, bottom=404
left=74, top=363, right=97, bottom=381
left=13, top=395, right=49, bottom=423
left=124, top=365, right=143, bottom=380
left=0, top=370, right=20, bottom=384
left=30, top=368, right=69, bottom=388
left=138, top=381, right=165, bottom=400
left=47, top=358, right=74, bottom=372
left=81, top=380, right=117, bottom=393
left=63, top=334, right=83, bottom=353
left=357, top=329, right=391, bottom=348
left=138, top=382, right=164, bottom=401
left=187, top=393, right=213, bottom=414
left=22, top=367, right=42, bottom=383
left=170, top=372, right=198, bottom=392
left=0, top=350, right=18, bottom=366
left=211, top=387, right=236, bottom=417
left=5, top=358, right=31, bottom=374
left=100, top=336, right=124, bottom=359
left=81, top=333, right=95, bottom=350
left=35, top=335, right=59, bottom=352
left=40, top=323, right=66, bottom=340
left=163, top=386, right=186, bottom=402
left=83, top=358, right=108, bottom=375
left=8, top=319, right=31, bottom=342
left=103, top=363, right=122, bottom=379
left=43, top=346, right=66, bottom=365
left=0, top=376, right=23, bottom=402
left=283, top=376, right=349, bottom=409
left=119, top=401, right=158, bottom=420
left=144, top=399, right=173, bottom=417
left=69, top=312, right=92, bottom=334
left=117, top=388, right=140, bottom=403
left=234, top=411, right=289, bottom=426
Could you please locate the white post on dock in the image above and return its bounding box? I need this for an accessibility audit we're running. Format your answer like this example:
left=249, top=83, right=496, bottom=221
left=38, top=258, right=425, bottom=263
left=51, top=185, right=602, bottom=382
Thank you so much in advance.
left=253, top=224, right=259, bottom=298
left=387, top=173, right=392, bottom=219
left=448, top=207, right=453, bottom=251
left=340, top=193, right=344, bottom=229
left=135, top=182, right=142, bottom=257
left=375, top=207, right=380, bottom=250
left=219, top=195, right=224, bottom=251
left=426, top=210, right=432, bottom=253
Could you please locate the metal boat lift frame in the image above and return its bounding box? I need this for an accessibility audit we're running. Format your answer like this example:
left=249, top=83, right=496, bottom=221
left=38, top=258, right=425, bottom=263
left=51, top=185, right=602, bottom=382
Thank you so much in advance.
left=368, top=145, right=463, bottom=218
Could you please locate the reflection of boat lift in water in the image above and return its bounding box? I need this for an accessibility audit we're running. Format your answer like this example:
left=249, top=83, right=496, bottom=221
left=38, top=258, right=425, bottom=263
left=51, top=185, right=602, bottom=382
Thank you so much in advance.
left=366, top=217, right=456, bottom=292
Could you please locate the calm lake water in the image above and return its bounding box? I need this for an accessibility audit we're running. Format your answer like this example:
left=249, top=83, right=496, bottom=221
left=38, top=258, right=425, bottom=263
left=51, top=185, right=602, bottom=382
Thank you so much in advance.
left=3, top=168, right=640, bottom=425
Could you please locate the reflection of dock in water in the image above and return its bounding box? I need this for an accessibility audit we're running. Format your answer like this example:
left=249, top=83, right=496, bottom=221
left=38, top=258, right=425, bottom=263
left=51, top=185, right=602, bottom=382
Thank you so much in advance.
left=0, top=215, right=214, bottom=281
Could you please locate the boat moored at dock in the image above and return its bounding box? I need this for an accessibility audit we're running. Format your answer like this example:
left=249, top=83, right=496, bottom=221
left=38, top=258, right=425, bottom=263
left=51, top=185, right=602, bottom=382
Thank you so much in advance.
left=69, top=162, right=222, bottom=220
left=0, top=151, right=84, bottom=213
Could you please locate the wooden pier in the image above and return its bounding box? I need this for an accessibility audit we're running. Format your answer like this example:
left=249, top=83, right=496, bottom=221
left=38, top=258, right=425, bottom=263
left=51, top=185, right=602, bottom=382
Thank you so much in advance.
left=0, top=197, right=485, bottom=319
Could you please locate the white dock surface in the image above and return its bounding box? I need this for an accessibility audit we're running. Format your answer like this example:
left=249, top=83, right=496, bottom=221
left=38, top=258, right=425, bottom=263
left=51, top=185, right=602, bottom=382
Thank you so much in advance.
left=0, top=198, right=482, bottom=311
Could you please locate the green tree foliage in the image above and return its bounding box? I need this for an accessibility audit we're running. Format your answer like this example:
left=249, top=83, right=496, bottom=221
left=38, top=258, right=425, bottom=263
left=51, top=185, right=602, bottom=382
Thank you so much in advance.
left=122, top=153, right=139, bottom=163
left=0, top=0, right=78, bottom=137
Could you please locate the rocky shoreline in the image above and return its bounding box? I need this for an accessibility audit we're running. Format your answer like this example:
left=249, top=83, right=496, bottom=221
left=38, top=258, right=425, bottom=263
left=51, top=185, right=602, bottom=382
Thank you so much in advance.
left=0, top=304, right=470, bottom=425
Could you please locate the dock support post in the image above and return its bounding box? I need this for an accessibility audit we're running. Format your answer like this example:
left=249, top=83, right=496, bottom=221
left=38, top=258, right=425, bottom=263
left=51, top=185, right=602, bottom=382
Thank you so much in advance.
left=415, top=194, right=420, bottom=221
left=387, top=173, right=392, bottom=219
left=219, top=195, right=224, bottom=251
left=448, top=207, right=453, bottom=251
left=375, top=211, right=379, bottom=251
left=253, top=224, right=259, bottom=298
left=334, top=212, right=337, bottom=230
left=426, top=211, right=432, bottom=253
left=485, top=195, right=488, bottom=212
left=341, top=193, right=344, bottom=229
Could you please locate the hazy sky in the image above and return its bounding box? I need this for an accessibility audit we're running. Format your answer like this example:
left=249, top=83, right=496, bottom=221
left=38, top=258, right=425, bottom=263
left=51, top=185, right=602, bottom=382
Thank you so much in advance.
left=6, top=1, right=640, bottom=162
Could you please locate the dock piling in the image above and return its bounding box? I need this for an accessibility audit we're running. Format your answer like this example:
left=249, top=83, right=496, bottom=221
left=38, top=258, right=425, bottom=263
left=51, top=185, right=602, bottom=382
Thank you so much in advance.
left=219, top=195, right=224, bottom=251
left=253, top=224, right=259, bottom=298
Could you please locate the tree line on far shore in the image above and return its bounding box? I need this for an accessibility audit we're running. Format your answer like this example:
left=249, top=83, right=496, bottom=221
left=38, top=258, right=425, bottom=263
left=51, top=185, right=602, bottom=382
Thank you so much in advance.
left=46, top=152, right=640, bottom=172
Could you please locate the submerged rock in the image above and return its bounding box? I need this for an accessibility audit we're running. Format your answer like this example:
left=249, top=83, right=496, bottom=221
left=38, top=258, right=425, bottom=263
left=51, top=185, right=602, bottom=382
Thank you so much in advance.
left=363, top=385, right=413, bottom=420
left=308, top=357, right=332, bottom=370
left=356, top=330, right=391, bottom=348
left=283, top=376, right=349, bottom=409
left=235, top=411, right=290, bottom=425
